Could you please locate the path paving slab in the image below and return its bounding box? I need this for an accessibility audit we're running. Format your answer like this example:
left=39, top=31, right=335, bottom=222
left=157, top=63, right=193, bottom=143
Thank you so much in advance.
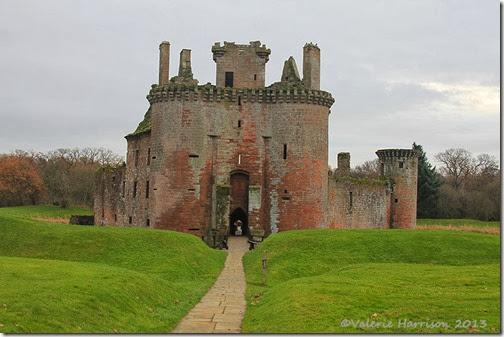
left=172, top=236, right=249, bottom=333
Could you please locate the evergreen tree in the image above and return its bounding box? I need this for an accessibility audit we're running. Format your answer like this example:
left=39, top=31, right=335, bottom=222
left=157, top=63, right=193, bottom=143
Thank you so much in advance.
left=413, top=143, right=442, bottom=218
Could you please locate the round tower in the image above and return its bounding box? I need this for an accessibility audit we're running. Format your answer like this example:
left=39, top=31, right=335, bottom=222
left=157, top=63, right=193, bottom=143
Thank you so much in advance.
left=375, top=149, right=419, bottom=229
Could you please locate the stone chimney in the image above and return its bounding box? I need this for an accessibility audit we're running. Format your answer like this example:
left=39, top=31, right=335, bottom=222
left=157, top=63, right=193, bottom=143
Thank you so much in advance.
left=302, top=43, right=320, bottom=90
left=159, top=41, right=170, bottom=85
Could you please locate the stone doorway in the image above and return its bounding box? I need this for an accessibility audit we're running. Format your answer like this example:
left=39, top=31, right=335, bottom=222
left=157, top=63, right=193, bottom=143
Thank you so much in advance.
left=230, top=171, right=249, bottom=237
left=230, top=208, right=248, bottom=236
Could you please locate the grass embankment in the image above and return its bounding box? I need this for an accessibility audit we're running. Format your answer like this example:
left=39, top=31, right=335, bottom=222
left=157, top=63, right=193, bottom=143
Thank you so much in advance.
left=0, top=205, right=226, bottom=333
left=417, top=218, right=500, bottom=235
left=242, top=230, right=500, bottom=333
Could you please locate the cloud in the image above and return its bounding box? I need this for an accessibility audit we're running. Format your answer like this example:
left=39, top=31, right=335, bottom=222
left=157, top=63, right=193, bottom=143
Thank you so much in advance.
left=418, top=82, right=499, bottom=117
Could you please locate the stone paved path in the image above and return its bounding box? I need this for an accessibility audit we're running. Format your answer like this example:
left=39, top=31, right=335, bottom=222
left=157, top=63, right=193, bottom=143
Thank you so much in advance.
left=172, top=236, right=249, bottom=333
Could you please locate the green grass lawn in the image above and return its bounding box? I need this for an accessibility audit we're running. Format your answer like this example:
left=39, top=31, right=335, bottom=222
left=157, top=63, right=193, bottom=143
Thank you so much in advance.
left=417, top=218, right=500, bottom=228
left=0, top=205, right=226, bottom=333
left=242, top=229, right=500, bottom=333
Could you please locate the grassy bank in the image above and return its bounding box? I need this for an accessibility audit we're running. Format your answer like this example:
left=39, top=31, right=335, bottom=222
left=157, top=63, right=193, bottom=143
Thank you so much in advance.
left=242, top=229, right=500, bottom=333
left=0, top=205, right=226, bottom=333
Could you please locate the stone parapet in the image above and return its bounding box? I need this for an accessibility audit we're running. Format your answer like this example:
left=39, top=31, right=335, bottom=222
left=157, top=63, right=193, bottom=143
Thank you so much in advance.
left=146, top=83, right=335, bottom=108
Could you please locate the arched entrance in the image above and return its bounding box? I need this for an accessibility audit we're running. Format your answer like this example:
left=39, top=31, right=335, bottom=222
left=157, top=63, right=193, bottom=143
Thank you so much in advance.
left=230, top=170, right=249, bottom=237
left=230, top=207, right=248, bottom=236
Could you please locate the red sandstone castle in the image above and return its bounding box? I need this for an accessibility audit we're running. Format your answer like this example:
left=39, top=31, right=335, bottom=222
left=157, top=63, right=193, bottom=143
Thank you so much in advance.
left=94, top=41, right=419, bottom=247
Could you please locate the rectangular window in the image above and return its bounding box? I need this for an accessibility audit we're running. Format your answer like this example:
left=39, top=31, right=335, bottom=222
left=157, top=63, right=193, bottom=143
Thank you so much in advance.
left=145, top=181, right=149, bottom=198
left=238, top=96, right=242, bottom=106
left=399, top=161, right=404, bottom=168
left=129, top=216, right=132, bottom=224
left=238, top=120, right=241, bottom=128
left=146, top=219, right=150, bottom=227
left=147, top=148, right=151, bottom=166
left=283, top=144, right=288, bottom=160
left=114, top=214, right=117, bottom=222
left=254, top=74, right=257, bottom=80
left=133, top=181, right=138, bottom=198
left=135, top=149, right=139, bottom=167
left=225, top=72, right=234, bottom=87
left=122, top=181, right=125, bottom=197
left=349, top=191, right=353, bottom=207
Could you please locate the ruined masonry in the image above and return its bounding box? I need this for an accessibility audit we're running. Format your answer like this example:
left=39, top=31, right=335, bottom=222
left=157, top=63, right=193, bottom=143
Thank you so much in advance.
left=94, top=40, right=419, bottom=248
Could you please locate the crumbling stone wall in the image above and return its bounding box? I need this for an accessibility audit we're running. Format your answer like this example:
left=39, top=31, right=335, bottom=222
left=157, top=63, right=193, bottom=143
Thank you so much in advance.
left=327, top=176, right=391, bottom=229
left=123, top=133, right=152, bottom=228
left=94, top=164, right=126, bottom=226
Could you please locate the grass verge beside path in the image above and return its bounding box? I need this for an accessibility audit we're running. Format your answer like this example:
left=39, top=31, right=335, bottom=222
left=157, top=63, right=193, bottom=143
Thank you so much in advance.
left=0, top=206, right=226, bottom=333
left=242, top=229, right=500, bottom=333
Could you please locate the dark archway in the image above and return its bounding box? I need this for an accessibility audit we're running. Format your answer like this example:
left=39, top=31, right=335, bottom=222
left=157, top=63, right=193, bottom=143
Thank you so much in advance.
left=230, top=207, right=248, bottom=236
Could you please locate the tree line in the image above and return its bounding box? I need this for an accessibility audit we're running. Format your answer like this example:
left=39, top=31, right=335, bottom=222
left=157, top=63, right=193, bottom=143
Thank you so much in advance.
left=351, top=143, right=500, bottom=221
left=1, top=145, right=499, bottom=221
left=0, top=148, right=123, bottom=208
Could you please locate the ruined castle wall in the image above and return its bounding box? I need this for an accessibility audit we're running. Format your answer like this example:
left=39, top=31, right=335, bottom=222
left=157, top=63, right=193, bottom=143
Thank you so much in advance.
left=94, top=166, right=126, bottom=227
left=123, top=133, right=152, bottom=228
left=327, top=177, right=391, bottom=229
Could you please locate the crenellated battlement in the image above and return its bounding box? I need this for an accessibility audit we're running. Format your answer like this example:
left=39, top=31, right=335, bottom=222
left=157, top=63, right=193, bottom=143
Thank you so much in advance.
left=146, top=83, right=335, bottom=107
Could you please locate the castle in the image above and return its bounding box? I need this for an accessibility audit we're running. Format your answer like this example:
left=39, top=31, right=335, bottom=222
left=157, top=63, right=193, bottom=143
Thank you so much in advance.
left=94, top=40, right=419, bottom=248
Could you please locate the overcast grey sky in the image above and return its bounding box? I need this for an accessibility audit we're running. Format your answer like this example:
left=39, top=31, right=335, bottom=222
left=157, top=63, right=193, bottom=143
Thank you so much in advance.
left=0, top=0, right=499, bottom=167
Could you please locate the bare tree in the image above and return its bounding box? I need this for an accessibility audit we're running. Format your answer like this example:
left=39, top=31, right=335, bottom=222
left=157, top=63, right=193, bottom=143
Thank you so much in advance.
left=434, top=148, right=473, bottom=190
left=351, top=159, right=380, bottom=179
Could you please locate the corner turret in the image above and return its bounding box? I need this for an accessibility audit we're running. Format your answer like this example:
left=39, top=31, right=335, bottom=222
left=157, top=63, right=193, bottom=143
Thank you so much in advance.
left=376, top=149, right=419, bottom=229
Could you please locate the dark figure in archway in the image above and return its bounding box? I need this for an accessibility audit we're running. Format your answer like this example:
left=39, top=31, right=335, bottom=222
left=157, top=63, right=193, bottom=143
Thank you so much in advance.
left=230, top=208, right=248, bottom=236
